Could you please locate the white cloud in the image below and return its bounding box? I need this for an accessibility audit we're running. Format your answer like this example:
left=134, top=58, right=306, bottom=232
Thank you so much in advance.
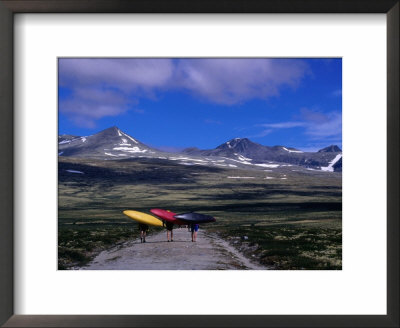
left=59, top=88, right=133, bottom=128
left=175, top=59, right=308, bottom=104
left=256, top=110, right=342, bottom=141
left=260, top=122, right=306, bottom=129
left=59, top=58, right=310, bottom=126
left=305, top=111, right=342, bottom=139
left=59, top=58, right=174, bottom=91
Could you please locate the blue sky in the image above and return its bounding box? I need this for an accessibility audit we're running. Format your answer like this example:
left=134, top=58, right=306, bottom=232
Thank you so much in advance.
left=58, top=58, right=341, bottom=152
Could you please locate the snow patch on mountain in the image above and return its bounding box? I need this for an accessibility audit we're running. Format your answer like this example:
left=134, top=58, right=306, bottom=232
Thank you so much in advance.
left=255, top=163, right=279, bottom=168
left=119, top=138, right=131, bottom=146
left=170, top=157, right=193, bottom=161
left=188, top=158, right=207, bottom=163
left=59, top=139, right=72, bottom=145
left=121, top=131, right=138, bottom=144
left=113, top=146, right=148, bottom=153
left=223, top=157, right=252, bottom=165
left=66, top=170, right=84, bottom=174
left=105, top=152, right=127, bottom=157
left=321, top=154, right=342, bottom=172
left=282, top=146, right=303, bottom=153
left=180, top=161, right=206, bottom=166
left=234, top=153, right=252, bottom=162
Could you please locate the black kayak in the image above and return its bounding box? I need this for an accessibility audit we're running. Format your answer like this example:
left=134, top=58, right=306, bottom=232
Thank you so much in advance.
left=173, top=212, right=216, bottom=224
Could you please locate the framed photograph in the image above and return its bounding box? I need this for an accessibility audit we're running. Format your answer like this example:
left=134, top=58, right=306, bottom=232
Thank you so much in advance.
left=57, top=57, right=343, bottom=272
left=1, top=0, right=398, bottom=327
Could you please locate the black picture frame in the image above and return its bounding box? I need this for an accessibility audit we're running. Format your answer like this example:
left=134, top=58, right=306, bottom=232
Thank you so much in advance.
left=0, top=1, right=398, bottom=327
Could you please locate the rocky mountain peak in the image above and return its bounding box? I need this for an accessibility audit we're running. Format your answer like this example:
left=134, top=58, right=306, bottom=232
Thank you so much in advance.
left=318, top=145, right=342, bottom=153
left=217, top=138, right=255, bottom=150
left=58, top=126, right=155, bottom=159
left=96, top=126, right=123, bottom=137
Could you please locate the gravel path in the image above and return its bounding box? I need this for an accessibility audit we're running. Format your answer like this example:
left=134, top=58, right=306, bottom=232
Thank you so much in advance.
left=81, top=228, right=267, bottom=270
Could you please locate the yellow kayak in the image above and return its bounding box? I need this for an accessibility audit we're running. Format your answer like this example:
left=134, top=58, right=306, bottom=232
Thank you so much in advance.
left=123, top=210, right=164, bottom=227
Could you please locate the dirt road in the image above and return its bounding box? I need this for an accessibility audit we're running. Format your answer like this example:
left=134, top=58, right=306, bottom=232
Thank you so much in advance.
left=81, top=228, right=267, bottom=270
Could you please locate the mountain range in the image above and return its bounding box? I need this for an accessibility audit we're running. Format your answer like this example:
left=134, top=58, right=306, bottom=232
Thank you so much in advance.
left=59, top=126, right=342, bottom=172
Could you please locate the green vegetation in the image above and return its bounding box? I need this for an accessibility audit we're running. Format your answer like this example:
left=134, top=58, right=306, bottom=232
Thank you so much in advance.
left=58, top=157, right=342, bottom=269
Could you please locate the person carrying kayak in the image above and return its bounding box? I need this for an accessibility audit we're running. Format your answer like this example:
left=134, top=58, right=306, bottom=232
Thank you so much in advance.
left=139, top=223, right=149, bottom=243
left=190, top=223, right=199, bottom=242
left=166, top=221, right=174, bottom=242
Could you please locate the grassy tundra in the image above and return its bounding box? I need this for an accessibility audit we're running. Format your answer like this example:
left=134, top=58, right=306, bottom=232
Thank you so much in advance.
left=58, top=157, right=342, bottom=270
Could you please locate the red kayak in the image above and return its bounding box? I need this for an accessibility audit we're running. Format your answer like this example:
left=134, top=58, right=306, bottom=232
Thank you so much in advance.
left=150, top=208, right=186, bottom=225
